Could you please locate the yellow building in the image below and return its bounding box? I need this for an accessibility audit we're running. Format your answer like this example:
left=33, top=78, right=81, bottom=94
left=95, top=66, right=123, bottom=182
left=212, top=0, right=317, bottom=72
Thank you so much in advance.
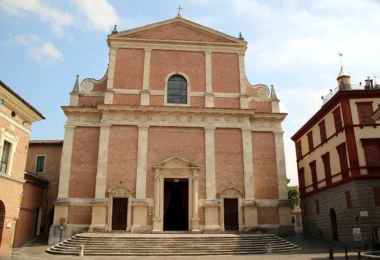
left=291, top=69, right=380, bottom=248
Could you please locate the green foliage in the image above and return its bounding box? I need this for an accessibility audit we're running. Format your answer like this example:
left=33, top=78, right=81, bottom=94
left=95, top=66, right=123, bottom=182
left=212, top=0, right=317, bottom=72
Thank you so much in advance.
left=288, top=188, right=300, bottom=211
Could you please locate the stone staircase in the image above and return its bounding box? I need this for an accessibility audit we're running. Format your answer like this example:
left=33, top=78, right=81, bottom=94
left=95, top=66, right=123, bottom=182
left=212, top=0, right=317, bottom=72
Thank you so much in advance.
left=46, top=233, right=300, bottom=256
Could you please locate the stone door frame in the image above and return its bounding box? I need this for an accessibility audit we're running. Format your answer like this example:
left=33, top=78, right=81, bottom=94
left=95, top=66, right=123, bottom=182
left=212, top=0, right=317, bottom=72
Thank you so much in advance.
left=107, top=184, right=133, bottom=232
left=219, top=188, right=243, bottom=231
left=152, top=156, right=200, bottom=233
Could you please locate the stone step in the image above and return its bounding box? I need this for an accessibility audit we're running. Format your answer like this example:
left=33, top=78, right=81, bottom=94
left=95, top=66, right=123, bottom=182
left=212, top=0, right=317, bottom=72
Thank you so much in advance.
left=46, top=233, right=300, bottom=256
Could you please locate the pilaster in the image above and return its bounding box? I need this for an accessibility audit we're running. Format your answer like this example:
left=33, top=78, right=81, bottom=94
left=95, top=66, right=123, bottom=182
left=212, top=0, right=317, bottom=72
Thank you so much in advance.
left=241, top=128, right=254, bottom=199
left=141, top=49, right=151, bottom=105
left=191, top=170, right=200, bottom=233
left=274, top=131, right=288, bottom=200
left=57, top=125, right=75, bottom=198
left=205, top=51, right=214, bottom=107
left=105, top=47, right=117, bottom=104
left=95, top=125, right=111, bottom=198
left=152, top=169, right=161, bottom=233
left=238, top=53, right=248, bottom=109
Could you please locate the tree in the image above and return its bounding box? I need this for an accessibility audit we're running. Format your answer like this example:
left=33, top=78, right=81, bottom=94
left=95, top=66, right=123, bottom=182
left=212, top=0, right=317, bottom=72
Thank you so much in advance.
left=288, top=188, right=300, bottom=211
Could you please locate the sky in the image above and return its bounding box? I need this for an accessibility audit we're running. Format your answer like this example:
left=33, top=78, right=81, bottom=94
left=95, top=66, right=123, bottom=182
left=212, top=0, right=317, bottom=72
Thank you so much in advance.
left=0, top=0, right=379, bottom=186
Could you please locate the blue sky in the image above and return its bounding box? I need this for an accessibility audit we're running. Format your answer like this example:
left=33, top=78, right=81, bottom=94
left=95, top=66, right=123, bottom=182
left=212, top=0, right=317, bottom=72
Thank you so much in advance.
left=0, top=0, right=379, bottom=185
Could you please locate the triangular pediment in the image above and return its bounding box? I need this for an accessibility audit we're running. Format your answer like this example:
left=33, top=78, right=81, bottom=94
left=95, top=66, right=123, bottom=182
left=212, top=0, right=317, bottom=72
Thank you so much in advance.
left=109, top=17, right=245, bottom=45
left=153, top=155, right=200, bottom=169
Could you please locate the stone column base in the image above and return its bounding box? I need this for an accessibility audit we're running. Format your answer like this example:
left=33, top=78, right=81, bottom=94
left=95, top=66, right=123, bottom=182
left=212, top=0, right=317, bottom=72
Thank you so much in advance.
left=131, top=200, right=149, bottom=233
left=89, top=203, right=108, bottom=232
left=242, top=200, right=258, bottom=228
left=191, top=218, right=201, bottom=233
left=203, top=202, right=221, bottom=233
left=152, top=218, right=161, bottom=233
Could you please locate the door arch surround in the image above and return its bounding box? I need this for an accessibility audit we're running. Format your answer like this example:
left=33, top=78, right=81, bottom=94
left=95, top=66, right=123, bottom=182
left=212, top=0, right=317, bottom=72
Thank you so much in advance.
left=152, top=156, right=200, bottom=233
left=219, top=188, right=243, bottom=231
left=107, top=184, right=133, bottom=232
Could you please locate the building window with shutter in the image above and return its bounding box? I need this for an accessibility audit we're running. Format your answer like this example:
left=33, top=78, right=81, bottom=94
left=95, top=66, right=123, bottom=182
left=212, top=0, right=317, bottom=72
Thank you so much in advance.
left=309, top=160, right=318, bottom=191
left=373, top=187, right=380, bottom=207
left=0, top=141, right=11, bottom=174
left=361, top=139, right=380, bottom=174
left=36, top=156, right=46, bottom=173
left=356, top=102, right=374, bottom=125
left=315, top=199, right=320, bottom=214
left=336, top=142, right=349, bottom=178
left=345, top=191, right=352, bottom=209
left=307, top=131, right=314, bottom=152
left=333, top=107, right=343, bottom=132
left=296, top=140, right=302, bottom=160
left=166, top=75, right=188, bottom=104
left=319, top=120, right=327, bottom=143
left=299, top=168, right=305, bottom=195
left=322, top=152, right=332, bottom=185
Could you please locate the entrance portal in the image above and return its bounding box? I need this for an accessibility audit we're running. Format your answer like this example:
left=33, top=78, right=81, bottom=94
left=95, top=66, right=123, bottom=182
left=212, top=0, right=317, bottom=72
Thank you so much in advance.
left=330, top=208, right=339, bottom=241
left=112, top=198, right=128, bottom=230
left=163, top=178, right=188, bottom=231
left=224, top=198, right=239, bottom=230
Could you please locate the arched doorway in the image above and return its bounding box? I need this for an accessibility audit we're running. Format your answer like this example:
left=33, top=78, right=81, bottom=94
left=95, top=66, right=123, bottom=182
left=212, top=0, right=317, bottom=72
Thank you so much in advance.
left=0, top=200, right=5, bottom=246
left=330, top=208, right=339, bottom=241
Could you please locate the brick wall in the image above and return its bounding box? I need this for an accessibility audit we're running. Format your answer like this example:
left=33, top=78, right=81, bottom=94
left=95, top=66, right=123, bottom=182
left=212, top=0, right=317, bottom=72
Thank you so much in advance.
left=215, top=128, right=244, bottom=196
left=214, top=98, right=240, bottom=109
left=68, top=127, right=100, bottom=198
left=67, top=206, right=92, bottom=225
left=113, top=94, right=140, bottom=105
left=258, top=207, right=279, bottom=224
left=251, top=132, right=279, bottom=199
left=78, top=96, right=104, bottom=107
left=114, top=49, right=144, bottom=90
left=212, top=53, right=240, bottom=93
left=248, top=102, right=272, bottom=112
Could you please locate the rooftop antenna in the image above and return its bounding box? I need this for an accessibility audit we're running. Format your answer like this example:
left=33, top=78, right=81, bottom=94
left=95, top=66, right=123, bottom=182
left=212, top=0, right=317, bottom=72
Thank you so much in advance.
left=177, top=5, right=183, bottom=17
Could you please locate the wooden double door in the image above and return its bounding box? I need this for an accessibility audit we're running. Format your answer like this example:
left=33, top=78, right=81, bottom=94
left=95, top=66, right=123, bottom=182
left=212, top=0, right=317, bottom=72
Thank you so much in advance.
left=224, top=198, right=239, bottom=230
left=112, top=198, right=128, bottom=230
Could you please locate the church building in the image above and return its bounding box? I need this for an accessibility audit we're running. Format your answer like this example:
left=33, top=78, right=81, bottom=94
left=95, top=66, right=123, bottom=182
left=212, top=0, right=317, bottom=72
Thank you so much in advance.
left=50, top=14, right=291, bottom=243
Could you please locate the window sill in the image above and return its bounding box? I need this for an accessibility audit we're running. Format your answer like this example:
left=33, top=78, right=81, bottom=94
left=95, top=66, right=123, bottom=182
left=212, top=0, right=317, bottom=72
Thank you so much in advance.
left=0, top=172, right=25, bottom=184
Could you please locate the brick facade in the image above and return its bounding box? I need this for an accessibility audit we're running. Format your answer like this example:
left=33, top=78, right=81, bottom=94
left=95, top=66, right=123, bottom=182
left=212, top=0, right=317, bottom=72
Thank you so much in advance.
left=50, top=15, right=290, bottom=243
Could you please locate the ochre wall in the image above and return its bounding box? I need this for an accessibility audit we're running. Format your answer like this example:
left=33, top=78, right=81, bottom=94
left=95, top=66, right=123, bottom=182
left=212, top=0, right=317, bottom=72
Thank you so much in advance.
left=68, top=127, right=100, bottom=198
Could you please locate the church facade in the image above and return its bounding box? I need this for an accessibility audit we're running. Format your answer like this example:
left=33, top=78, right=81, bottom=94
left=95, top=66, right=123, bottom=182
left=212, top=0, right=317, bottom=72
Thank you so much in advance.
left=50, top=15, right=291, bottom=243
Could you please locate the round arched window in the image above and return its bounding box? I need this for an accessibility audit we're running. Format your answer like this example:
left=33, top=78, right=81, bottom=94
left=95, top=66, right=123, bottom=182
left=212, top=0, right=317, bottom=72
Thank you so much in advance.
left=167, top=75, right=187, bottom=104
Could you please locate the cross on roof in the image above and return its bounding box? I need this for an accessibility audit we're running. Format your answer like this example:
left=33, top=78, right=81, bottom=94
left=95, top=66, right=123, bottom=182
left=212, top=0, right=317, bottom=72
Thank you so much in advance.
left=177, top=5, right=183, bottom=16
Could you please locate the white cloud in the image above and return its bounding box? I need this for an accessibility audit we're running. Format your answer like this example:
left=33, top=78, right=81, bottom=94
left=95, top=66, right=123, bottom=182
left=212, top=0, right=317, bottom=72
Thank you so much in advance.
left=0, top=0, right=75, bottom=37
left=231, top=0, right=380, bottom=186
left=5, top=34, right=39, bottom=47
left=71, top=0, right=119, bottom=32
left=30, top=42, right=62, bottom=62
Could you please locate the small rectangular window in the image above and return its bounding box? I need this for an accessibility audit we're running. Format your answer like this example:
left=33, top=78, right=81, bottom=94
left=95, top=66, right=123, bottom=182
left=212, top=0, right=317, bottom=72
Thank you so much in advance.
left=307, top=131, right=314, bottom=152
left=345, top=191, right=352, bottom=209
left=356, top=102, right=374, bottom=125
left=333, top=107, right=343, bottom=132
left=319, top=120, right=327, bottom=143
left=0, top=141, right=11, bottom=174
left=322, top=152, right=332, bottom=185
left=36, top=156, right=45, bottom=172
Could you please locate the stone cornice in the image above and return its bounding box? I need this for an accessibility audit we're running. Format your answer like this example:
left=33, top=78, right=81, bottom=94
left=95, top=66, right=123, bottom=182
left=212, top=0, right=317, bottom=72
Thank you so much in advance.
left=0, top=173, right=25, bottom=184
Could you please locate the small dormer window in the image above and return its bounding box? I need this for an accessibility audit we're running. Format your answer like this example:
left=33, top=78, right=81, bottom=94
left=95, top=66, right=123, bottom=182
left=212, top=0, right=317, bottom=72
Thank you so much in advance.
left=167, top=75, right=187, bottom=104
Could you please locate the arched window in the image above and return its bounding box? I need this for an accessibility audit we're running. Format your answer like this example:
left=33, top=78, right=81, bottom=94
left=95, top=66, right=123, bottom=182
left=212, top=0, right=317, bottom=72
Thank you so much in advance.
left=167, top=75, right=187, bottom=104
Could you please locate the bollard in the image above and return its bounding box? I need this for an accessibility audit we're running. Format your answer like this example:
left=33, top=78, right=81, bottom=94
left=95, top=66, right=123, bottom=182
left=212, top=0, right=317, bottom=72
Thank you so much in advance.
left=329, top=246, right=334, bottom=260
left=357, top=252, right=361, bottom=260
left=266, top=243, right=272, bottom=254
left=79, top=245, right=84, bottom=257
left=344, top=244, right=349, bottom=259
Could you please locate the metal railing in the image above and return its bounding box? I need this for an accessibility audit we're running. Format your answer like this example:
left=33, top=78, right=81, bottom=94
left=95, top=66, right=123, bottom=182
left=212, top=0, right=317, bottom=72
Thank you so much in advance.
left=322, top=84, right=379, bottom=105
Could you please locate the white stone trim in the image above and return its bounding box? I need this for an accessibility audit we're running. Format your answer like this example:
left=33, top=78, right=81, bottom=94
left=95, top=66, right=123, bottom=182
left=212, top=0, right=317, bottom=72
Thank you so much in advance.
left=205, top=126, right=216, bottom=200
left=95, top=125, right=111, bottom=198
left=57, top=125, right=75, bottom=198
left=238, top=54, right=246, bottom=95
left=106, top=47, right=117, bottom=90
left=241, top=129, right=254, bottom=199
left=0, top=126, right=19, bottom=176
left=164, top=71, right=191, bottom=106
left=0, top=111, right=30, bottom=134
left=205, top=51, right=212, bottom=93
left=142, top=49, right=151, bottom=91
left=135, top=125, right=149, bottom=199
left=274, top=132, right=288, bottom=200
